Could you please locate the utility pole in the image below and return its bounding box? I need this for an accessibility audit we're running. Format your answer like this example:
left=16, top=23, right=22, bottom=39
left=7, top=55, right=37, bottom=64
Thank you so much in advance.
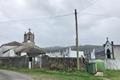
left=74, top=9, right=80, bottom=70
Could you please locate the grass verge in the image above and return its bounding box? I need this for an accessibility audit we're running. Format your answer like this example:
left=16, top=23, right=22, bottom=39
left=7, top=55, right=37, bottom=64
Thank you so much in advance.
left=104, top=70, right=120, bottom=80
left=0, top=67, right=103, bottom=80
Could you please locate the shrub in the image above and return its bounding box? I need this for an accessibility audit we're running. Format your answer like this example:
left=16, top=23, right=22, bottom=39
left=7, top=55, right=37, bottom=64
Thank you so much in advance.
left=50, top=63, right=64, bottom=70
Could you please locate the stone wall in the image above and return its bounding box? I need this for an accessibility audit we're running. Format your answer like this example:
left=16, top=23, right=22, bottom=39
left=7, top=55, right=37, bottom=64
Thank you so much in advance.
left=0, top=57, right=29, bottom=68
left=40, top=56, right=86, bottom=70
left=0, top=56, right=86, bottom=70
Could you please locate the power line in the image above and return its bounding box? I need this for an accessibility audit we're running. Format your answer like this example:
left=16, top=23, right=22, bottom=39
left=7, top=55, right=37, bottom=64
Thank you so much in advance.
left=0, top=0, right=105, bottom=24
left=76, top=0, right=120, bottom=18
left=78, top=0, right=98, bottom=12
left=77, top=11, right=120, bottom=19
left=0, top=12, right=74, bottom=24
left=0, top=0, right=102, bottom=24
left=47, top=13, right=74, bottom=18
left=78, top=12, right=114, bottom=17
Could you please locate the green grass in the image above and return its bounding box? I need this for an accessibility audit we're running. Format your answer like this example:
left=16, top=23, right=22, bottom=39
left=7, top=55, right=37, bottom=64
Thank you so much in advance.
left=0, top=68, right=102, bottom=80
left=4, top=67, right=120, bottom=80
left=104, top=70, right=120, bottom=80
left=1, top=67, right=120, bottom=80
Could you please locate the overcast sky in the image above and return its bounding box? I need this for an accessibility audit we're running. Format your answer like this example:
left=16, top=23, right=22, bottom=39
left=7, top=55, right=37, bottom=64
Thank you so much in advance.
left=0, top=0, right=120, bottom=47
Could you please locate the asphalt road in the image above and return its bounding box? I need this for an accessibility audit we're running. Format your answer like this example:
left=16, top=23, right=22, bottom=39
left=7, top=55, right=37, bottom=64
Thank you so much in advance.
left=0, top=70, right=33, bottom=80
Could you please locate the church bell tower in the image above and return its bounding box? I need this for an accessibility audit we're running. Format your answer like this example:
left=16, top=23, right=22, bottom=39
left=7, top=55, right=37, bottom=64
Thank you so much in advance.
left=23, top=29, right=35, bottom=43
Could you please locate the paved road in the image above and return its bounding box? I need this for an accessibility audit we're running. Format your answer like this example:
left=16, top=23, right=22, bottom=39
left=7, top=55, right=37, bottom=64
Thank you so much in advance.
left=0, top=70, right=33, bottom=80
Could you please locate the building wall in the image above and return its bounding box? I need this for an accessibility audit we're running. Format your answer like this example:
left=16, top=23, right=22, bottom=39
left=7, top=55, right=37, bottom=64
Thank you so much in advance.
left=46, top=48, right=84, bottom=58
left=46, top=51, right=66, bottom=57
left=0, top=46, right=17, bottom=57
left=113, top=47, right=120, bottom=59
left=2, top=49, right=17, bottom=57
left=105, top=59, right=120, bottom=70
left=68, top=50, right=84, bottom=58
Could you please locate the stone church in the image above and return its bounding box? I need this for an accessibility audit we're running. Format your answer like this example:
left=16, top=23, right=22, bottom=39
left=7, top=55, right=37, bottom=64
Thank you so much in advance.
left=0, top=29, right=45, bottom=57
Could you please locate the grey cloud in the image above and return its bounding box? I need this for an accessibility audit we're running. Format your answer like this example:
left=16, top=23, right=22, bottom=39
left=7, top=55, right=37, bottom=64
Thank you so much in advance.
left=0, top=0, right=120, bottom=47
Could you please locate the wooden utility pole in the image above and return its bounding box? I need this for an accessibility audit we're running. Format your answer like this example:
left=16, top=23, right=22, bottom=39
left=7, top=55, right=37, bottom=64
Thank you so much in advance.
left=74, top=9, right=80, bottom=70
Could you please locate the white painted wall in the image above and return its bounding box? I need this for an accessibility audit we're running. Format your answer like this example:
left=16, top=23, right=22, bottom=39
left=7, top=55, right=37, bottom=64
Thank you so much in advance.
left=21, top=52, right=27, bottom=56
left=46, top=52, right=64, bottom=57
left=2, top=49, right=17, bottom=57
left=0, top=46, right=17, bottom=57
left=0, top=46, right=14, bottom=53
left=46, top=48, right=84, bottom=58
left=105, top=59, right=120, bottom=70
left=68, top=50, right=84, bottom=58
left=113, top=47, right=120, bottom=59
left=35, top=56, right=42, bottom=68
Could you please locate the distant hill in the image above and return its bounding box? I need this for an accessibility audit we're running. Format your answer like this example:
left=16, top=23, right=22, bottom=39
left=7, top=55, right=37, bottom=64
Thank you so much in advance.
left=44, top=46, right=67, bottom=53
left=44, top=45, right=103, bottom=54
left=43, top=45, right=104, bottom=59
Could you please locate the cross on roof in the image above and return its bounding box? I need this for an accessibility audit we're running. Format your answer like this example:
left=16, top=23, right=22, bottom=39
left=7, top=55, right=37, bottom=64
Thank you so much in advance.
left=29, top=28, right=31, bottom=32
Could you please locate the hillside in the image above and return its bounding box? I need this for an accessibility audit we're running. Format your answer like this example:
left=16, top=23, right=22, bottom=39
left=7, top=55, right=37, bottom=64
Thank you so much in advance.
left=44, top=45, right=103, bottom=54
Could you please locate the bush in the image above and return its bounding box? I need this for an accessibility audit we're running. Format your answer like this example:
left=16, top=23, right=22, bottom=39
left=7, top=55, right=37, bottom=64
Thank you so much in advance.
left=50, top=63, right=64, bottom=70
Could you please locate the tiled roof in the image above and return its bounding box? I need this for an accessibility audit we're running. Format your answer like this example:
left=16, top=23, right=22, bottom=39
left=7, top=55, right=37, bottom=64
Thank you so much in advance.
left=2, top=41, right=22, bottom=46
left=14, top=42, right=45, bottom=57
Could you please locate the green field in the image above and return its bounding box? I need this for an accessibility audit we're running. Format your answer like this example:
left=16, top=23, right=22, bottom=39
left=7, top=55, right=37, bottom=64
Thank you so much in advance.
left=2, top=68, right=120, bottom=80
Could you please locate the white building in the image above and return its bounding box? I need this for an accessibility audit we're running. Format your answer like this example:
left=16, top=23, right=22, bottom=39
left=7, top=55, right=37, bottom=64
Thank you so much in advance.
left=46, top=47, right=84, bottom=58
left=0, top=29, right=44, bottom=57
left=89, top=38, right=120, bottom=70
left=0, top=41, right=21, bottom=57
